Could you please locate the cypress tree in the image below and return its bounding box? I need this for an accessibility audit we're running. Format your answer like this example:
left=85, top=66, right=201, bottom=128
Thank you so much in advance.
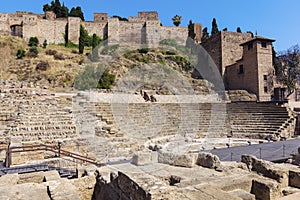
left=79, top=25, right=85, bottom=54
left=211, top=18, right=219, bottom=36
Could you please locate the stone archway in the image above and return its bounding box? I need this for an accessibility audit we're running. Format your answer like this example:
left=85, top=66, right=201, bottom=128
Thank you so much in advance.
left=10, top=24, right=23, bottom=37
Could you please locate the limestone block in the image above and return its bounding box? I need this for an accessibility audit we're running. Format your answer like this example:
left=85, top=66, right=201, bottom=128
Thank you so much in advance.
left=241, top=155, right=289, bottom=187
left=48, top=179, right=80, bottom=200
left=0, top=182, right=50, bottom=200
left=158, top=152, right=197, bottom=168
left=43, top=170, right=60, bottom=182
left=0, top=173, right=19, bottom=186
left=132, top=152, right=158, bottom=166
left=289, top=170, right=300, bottom=188
left=251, top=179, right=282, bottom=200
left=196, top=152, right=221, bottom=169
left=18, top=171, right=44, bottom=184
left=228, top=189, right=255, bottom=200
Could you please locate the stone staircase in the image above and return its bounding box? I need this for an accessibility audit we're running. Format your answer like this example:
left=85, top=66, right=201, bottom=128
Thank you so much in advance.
left=228, top=102, right=295, bottom=140
left=8, top=96, right=77, bottom=141
left=0, top=83, right=77, bottom=143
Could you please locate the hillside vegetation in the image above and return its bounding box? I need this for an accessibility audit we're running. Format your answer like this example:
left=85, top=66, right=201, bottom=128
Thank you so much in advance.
left=0, top=35, right=214, bottom=94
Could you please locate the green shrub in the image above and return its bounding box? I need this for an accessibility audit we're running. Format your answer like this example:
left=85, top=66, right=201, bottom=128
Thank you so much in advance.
left=16, top=49, right=26, bottom=59
left=43, top=39, right=48, bottom=48
left=28, top=37, right=39, bottom=47
left=162, top=50, right=176, bottom=55
left=98, top=69, right=115, bottom=89
left=138, top=48, right=149, bottom=54
left=27, top=46, right=39, bottom=57
left=74, top=65, right=115, bottom=90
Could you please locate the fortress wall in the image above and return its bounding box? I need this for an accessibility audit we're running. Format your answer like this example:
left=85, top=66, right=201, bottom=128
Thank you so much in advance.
left=68, top=17, right=81, bottom=44
left=22, top=15, right=39, bottom=41
left=160, top=26, right=188, bottom=45
left=82, top=21, right=107, bottom=40
left=221, top=32, right=252, bottom=74
left=0, top=13, right=10, bottom=35
left=38, top=19, right=67, bottom=44
left=119, top=21, right=144, bottom=44
left=145, top=21, right=161, bottom=46
left=107, top=18, right=120, bottom=45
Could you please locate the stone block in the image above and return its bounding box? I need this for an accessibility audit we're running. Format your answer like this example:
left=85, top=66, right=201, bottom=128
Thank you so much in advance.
left=18, top=171, right=44, bottom=184
left=158, top=152, right=197, bottom=168
left=196, top=152, right=221, bottom=169
left=43, top=170, right=60, bottom=182
left=132, top=151, right=158, bottom=166
left=242, top=155, right=289, bottom=187
left=228, top=189, right=255, bottom=200
left=289, top=170, right=300, bottom=188
left=251, top=179, right=282, bottom=200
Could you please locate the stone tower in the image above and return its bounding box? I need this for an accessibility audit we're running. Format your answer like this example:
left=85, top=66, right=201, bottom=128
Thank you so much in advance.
left=226, top=36, right=275, bottom=101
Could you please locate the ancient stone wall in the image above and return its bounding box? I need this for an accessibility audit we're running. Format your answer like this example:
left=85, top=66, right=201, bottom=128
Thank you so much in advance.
left=82, top=22, right=106, bottom=40
left=221, top=31, right=252, bottom=75
left=138, top=12, right=158, bottom=20
left=201, top=32, right=223, bottom=74
left=0, top=11, right=193, bottom=47
left=118, top=21, right=144, bottom=44
left=94, top=13, right=108, bottom=23
left=68, top=17, right=81, bottom=44
left=160, top=26, right=188, bottom=46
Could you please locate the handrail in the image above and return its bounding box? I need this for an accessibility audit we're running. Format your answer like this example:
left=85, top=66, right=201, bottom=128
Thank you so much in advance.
left=5, top=144, right=103, bottom=167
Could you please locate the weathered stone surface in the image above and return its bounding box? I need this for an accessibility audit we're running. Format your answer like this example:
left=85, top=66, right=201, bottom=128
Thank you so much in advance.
left=251, top=179, right=282, bottom=200
left=48, top=179, right=80, bottom=200
left=289, top=170, right=300, bottom=188
left=71, top=175, right=96, bottom=200
left=43, top=170, right=60, bottom=182
left=242, top=155, right=289, bottom=187
left=0, top=173, right=19, bottom=186
left=18, top=171, right=44, bottom=184
left=196, top=152, right=221, bottom=169
left=132, top=152, right=158, bottom=166
left=228, top=189, right=255, bottom=200
left=158, top=152, right=197, bottom=168
left=0, top=182, right=50, bottom=200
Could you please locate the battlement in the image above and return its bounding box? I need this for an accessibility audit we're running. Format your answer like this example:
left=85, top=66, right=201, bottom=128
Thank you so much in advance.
left=138, top=11, right=158, bottom=20
left=94, top=13, right=108, bottom=23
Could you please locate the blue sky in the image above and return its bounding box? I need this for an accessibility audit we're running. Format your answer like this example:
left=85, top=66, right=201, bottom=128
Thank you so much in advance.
left=1, top=0, right=299, bottom=52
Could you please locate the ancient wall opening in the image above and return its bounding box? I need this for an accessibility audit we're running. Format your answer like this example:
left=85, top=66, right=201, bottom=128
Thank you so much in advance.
left=10, top=24, right=23, bottom=37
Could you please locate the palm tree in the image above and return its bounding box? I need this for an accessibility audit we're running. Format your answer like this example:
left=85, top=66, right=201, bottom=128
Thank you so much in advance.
left=172, top=15, right=182, bottom=27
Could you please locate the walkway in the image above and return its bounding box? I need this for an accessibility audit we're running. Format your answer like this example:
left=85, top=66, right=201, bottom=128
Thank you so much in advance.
left=209, top=138, right=300, bottom=162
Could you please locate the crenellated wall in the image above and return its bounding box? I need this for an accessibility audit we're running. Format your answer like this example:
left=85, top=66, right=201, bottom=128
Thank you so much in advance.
left=0, top=11, right=195, bottom=47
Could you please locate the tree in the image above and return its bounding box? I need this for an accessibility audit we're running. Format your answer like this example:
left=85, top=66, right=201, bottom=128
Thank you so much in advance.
left=211, top=18, right=219, bottom=36
left=188, top=20, right=196, bottom=39
left=79, top=25, right=86, bottom=54
left=237, top=27, right=242, bottom=33
left=202, top=27, right=209, bottom=41
left=92, top=34, right=102, bottom=49
left=172, top=15, right=182, bottom=27
left=69, top=6, right=84, bottom=21
left=276, top=45, right=300, bottom=93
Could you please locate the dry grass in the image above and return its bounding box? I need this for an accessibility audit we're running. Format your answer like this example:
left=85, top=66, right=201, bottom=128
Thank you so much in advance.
left=0, top=34, right=87, bottom=90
